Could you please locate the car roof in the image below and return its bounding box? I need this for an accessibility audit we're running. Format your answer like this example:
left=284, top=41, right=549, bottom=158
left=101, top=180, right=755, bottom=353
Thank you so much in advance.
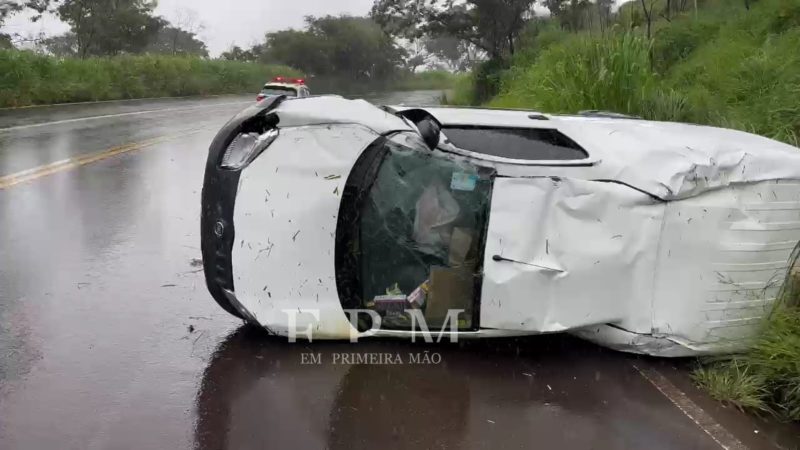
left=269, top=97, right=800, bottom=200
left=390, top=105, right=800, bottom=200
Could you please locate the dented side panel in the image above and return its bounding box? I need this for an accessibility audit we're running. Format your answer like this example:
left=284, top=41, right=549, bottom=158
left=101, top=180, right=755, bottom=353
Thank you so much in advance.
left=651, top=180, right=800, bottom=353
left=481, top=177, right=664, bottom=333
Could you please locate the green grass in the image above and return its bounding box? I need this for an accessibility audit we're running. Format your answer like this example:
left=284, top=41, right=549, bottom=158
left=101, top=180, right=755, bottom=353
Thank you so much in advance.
left=692, top=360, right=772, bottom=413
left=692, top=304, right=800, bottom=420
left=490, top=32, right=656, bottom=115
left=0, top=50, right=301, bottom=107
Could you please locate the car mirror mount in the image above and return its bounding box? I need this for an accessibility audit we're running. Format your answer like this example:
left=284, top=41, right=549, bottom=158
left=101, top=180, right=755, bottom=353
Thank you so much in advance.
left=395, top=108, right=442, bottom=151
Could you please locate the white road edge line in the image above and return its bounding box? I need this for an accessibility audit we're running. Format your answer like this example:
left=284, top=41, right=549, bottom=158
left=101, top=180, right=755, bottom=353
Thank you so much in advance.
left=0, top=94, right=229, bottom=111
left=0, top=101, right=250, bottom=132
left=633, top=364, right=748, bottom=450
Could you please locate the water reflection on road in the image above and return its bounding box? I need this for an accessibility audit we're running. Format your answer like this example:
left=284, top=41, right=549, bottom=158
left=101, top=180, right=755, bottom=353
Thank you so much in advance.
left=194, top=327, right=721, bottom=450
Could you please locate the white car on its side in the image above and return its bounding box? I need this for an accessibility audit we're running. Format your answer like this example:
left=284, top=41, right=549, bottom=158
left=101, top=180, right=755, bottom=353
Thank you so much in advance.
left=201, top=95, right=800, bottom=357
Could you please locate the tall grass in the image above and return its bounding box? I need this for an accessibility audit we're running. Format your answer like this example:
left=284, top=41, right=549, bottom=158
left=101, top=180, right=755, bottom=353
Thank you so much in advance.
left=693, top=304, right=800, bottom=420
left=0, top=50, right=301, bottom=107
left=490, top=33, right=657, bottom=115
left=474, top=0, right=800, bottom=146
left=693, top=252, right=800, bottom=421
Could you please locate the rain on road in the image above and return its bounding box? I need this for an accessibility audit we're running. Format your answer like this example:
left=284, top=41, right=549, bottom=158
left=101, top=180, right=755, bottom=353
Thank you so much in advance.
left=0, top=92, right=797, bottom=450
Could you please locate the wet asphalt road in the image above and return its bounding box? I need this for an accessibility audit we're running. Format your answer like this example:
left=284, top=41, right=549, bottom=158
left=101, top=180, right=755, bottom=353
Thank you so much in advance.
left=1, top=91, right=798, bottom=450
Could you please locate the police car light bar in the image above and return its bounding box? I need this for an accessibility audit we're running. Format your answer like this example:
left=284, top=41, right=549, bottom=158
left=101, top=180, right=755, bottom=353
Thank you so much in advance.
left=271, top=76, right=305, bottom=85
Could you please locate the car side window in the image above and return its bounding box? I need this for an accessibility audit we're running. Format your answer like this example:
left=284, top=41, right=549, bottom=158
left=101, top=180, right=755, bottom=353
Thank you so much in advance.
left=442, top=126, right=589, bottom=160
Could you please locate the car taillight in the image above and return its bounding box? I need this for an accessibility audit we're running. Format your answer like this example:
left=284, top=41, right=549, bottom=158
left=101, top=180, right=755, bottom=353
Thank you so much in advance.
left=256, top=94, right=266, bottom=101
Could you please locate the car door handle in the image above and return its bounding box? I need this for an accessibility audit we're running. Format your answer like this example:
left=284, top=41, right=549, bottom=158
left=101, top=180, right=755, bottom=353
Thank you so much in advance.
left=492, top=255, right=565, bottom=273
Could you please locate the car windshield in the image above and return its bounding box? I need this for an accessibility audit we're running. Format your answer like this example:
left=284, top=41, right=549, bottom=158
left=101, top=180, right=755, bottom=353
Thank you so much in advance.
left=260, top=86, right=298, bottom=97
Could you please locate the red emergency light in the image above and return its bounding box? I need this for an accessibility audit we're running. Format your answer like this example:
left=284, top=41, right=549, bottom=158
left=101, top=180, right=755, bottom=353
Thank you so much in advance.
left=271, top=76, right=305, bottom=85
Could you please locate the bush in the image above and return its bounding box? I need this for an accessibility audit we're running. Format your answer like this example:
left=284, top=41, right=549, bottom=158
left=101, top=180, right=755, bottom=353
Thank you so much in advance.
left=0, top=50, right=301, bottom=107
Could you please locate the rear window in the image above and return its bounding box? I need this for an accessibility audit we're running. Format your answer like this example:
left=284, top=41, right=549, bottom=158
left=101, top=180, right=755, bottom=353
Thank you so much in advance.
left=260, top=86, right=298, bottom=97
left=442, top=126, right=588, bottom=161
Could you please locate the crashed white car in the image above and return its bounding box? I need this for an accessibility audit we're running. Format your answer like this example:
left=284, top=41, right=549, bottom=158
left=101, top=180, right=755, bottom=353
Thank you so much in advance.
left=201, top=95, right=800, bottom=357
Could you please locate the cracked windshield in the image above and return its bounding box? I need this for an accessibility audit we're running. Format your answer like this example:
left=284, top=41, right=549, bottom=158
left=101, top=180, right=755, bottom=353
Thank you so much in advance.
left=2, top=0, right=800, bottom=449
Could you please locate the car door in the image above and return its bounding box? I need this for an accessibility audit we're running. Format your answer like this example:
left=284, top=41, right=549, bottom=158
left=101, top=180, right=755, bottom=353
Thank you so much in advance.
left=435, top=124, right=665, bottom=333
left=480, top=176, right=664, bottom=333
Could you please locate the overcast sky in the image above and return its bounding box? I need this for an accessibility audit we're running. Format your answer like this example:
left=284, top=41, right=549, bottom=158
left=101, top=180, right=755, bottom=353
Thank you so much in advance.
left=2, top=0, right=376, bottom=56
left=2, top=0, right=624, bottom=57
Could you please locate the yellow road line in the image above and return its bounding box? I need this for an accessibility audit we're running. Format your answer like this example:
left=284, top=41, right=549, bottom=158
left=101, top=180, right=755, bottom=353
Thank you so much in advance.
left=0, top=130, right=202, bottom=190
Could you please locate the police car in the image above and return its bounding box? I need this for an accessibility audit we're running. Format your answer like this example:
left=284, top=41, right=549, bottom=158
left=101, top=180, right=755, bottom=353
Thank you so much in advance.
left=255, top=76, right=311, bottom=102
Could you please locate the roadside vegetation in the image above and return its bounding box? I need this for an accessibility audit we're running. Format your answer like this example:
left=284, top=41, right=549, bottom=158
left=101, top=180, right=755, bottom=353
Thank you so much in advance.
left=0, top=50, right=299, bottom=107
left=0, top=1, right=462, bottom=107
left=454, top=0, right=800, bottom=146
left=693, top=280, right=800, bottom=420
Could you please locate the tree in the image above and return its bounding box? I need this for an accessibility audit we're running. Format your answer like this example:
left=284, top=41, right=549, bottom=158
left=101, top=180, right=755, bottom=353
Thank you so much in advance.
left=596, top=0, right=614, bottom=30
left=541, top=0, right=599, bottom=32
left=146, top=21, right=208, bottom=57
left=0, top=0, right=51, bottom=25
left=370, top=0, right=428, bottom=40
left=403, top=39, right=431, bottom=73
left=220, top=45, right=257, bottom=62
left=371, top=0, right=536, bottom=60
left=424, top=35, right=481, bottom=71
left=158, top=8, right=207, bottom=56
left=55, top=0, right=163, bottom=57
left=41, top=31, right=80, bottom=56
left=640, top=0, right=656, bottom=39
left=1, top=0, right=53, bottom=46
left=261, top=15, right=404, bottom=82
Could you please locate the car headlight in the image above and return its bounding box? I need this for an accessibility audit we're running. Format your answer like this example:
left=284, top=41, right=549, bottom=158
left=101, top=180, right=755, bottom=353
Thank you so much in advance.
left=220, top=128, right=279, bottom=170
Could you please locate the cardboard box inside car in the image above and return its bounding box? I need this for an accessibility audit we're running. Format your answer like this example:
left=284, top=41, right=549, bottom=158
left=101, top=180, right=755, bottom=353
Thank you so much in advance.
left=425, top=266, right=474, bottom=329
